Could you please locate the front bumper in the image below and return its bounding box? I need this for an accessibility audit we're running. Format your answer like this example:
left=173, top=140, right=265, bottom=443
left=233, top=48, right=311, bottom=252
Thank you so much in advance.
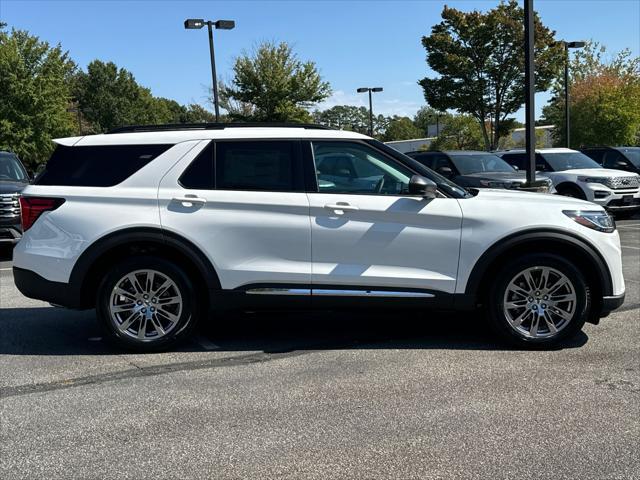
left=600, top=292, right=626, bottom=316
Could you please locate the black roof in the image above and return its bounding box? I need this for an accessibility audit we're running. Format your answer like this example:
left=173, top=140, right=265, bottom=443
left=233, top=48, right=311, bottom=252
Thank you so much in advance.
left=107, top=122, right=332, bottom=134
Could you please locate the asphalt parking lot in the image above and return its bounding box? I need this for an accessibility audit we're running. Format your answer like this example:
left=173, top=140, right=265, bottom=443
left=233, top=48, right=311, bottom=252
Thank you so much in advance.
left=1, top=217, right=638, bottom=479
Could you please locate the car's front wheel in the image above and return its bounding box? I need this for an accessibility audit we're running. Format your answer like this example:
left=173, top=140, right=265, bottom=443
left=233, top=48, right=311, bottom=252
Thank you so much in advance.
left=487, top=254, right=590, bottom=347
left=96, top=256, right=200, bottom=352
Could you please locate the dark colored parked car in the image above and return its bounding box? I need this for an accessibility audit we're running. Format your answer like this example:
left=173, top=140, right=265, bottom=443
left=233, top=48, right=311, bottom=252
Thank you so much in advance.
left=581, top=147, right=640, bottom=174
left=406, top=150, right=553, bottom=192
left=0, top=151, right=30, bottom=245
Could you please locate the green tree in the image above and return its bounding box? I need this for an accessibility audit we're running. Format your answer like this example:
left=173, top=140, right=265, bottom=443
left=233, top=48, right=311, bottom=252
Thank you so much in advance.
left=419, top=0, right=563, bottom=150
left=74, top=60, right=165, bottom=132
left=220, top=41, right=331, bottom=122
left=413, top=106, right=451, bottom=137
left=312, top=105, right=389, bottom=136
left=381, top=116, right=422, bottom=142
left=429, top=114, right=484, bottom=150
left=0, top=25, right=76, bottom=170
left=542, top=41, right=640, bottom=147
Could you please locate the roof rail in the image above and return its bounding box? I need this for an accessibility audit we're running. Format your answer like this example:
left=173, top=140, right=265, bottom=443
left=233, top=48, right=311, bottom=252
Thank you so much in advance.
left=107, top=122, right=332, bottom=134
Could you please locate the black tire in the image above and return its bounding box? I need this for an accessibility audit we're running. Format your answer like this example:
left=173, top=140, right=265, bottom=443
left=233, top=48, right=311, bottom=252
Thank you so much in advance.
left=556, top=184, right=586, bottom=200
left=96, top=256, right=201, bottom=352
left=487, top=253, right=590, bottom=348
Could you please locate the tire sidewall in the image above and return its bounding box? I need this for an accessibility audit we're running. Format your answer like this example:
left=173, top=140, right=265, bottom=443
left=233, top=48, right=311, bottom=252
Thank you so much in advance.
left=96, top=256, right=200, bottom=352
left=488, top=253, right=590, bottom=347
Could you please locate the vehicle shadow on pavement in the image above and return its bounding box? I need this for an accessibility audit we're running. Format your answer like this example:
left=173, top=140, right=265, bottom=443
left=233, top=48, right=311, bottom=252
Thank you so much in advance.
left=0, top=306, right=588, bottom=356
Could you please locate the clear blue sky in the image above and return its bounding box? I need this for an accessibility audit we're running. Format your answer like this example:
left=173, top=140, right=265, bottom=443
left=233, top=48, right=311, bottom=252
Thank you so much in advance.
left=2, top=0, right=639, bottom=121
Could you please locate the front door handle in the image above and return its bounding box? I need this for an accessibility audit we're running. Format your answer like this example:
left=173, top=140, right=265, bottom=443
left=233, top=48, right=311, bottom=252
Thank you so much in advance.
left=172, top=195, right=206, bottom=207
left=324, top=202, right=359, bottom=215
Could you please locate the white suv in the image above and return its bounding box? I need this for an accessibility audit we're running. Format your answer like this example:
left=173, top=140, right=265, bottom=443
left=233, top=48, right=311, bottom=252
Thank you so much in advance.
left=14, top=124, right=625, bottom=351
left=498, top=148, right=640, bottom=214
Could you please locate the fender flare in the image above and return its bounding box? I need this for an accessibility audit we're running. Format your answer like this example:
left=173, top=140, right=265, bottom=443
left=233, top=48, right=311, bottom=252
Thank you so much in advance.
left=464, top=228, right=613, bottom=298
left=70, top=227, right=221, bottom=303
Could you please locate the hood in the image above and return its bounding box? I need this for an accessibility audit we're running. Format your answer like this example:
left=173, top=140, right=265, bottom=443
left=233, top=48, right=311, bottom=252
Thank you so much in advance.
left=472, top=188, right=596, bottom=209
left=558, top=168, right=639, bottom=178
left=0, top=181, right=28, bottom=194
left=461, top=171, right=551, bottom=182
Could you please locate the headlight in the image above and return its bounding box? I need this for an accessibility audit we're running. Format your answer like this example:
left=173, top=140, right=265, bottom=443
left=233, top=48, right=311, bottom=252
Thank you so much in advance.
left=563, top=210, right=616, bottom=233
left=577, top=176, right=611, bottom=186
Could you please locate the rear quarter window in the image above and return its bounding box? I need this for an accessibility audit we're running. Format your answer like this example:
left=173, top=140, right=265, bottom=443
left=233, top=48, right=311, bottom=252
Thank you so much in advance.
left=35, top=144, right=172, bottom=187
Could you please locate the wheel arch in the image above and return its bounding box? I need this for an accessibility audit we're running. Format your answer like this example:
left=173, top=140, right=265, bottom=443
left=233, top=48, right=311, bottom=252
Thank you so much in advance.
left=70, top=227, right=220, bottom=309
left=464, top=229, right=613, bottom=313
left=555, top=181, right=586, bottom=198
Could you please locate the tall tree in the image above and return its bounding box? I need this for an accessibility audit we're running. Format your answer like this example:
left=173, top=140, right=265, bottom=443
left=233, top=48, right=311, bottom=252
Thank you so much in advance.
left=74, top=60, right=163, bottom=132
left=542, top=42, right=640, bottom=147
left=220, top=41, right=331, bottom=122
left=381, top=117, right=422, bottom=142
left=0, top=25, right=76, bottom=170
left=313, top=105, right=389, bottom=136
left=419, top=0, right=563, bottom=150
left=429, top=114, right=484, bottom=151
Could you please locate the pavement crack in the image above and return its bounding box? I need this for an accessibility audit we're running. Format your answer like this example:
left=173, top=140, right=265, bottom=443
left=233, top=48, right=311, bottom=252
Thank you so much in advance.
left=0, top=349, right=311, bottom=399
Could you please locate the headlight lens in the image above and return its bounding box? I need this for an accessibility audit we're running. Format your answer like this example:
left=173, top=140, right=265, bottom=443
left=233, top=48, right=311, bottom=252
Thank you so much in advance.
left=578, top=176, right=611, bottom=186
left=563, top=210, right=616, bottom=233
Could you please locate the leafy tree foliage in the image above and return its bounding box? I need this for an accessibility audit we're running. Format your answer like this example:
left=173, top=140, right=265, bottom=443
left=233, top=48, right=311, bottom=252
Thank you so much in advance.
left=413, top=106, right=451, bottom=137
left=0, top=25, right=76, bottom=170
left=542, top=42, right=640, bottom=147
left=419, top=0, right=563, bottom=150
left=312, top=105, right=388, bottom=136
left=381, top=117, right=422, bottom=142
left=429, top=115, right=484, bottom=150
left=220, top=41, right=331, bottom=122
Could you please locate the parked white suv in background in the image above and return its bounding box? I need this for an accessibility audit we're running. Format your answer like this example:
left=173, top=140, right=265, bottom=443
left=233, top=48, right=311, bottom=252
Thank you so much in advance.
left=497, top=148, right=640, bottom=214
left=14, top=124, right=625, bottom=351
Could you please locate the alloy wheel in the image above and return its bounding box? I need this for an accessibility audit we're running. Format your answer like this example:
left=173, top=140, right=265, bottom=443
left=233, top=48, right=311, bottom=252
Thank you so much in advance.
left=502, top=266, right=577, bottom=339
left=109, top=269, right=183, bottom=341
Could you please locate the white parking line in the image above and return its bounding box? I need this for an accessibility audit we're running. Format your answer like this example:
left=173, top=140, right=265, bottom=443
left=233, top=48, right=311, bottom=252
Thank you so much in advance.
left=618, top=223, right=640, bottom=229
left=621, top=245, right=640, bottom=250
left=0, top=267, right=12, bottom=271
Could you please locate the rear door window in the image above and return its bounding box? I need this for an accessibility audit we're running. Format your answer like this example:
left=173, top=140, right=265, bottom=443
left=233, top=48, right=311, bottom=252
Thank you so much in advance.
left=214, top=140, right=303, bottom=192
left=35, top=144, right=172, bottom=187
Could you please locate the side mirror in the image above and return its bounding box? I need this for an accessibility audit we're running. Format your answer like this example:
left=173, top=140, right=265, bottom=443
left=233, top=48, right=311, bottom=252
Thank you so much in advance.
left=437, top=166, right=453, bottom=177
left=512, top=165, right=519, bottom=171
left=408, top=175, right=437, bottom=199
left=615, top=160, right=628, bottom=169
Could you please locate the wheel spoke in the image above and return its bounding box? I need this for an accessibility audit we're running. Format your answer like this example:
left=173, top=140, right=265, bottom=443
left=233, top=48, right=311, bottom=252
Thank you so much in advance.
left=157, top=295, right=180, bottom=306
left=549, top=293, right=576, bottom=304
left=119, top=311, right=140, bottom=331
left=510, top=309, right=531, bottom=327
left=157, top=307, right=179, bottom=324
left=137, top=317, right=147, bottom=339
left=538, top=268, right=550, bottom=290
left=114, top=287, right=136, bottom=301
left=505, top=299, right=528, bottom=309
left=111, top=303, right=136, bottom=314
left=127, top=274, right=145, bottom=294
left=529, top=316, right=540, bottom=337
left=150, top=315, right=166, bottom=336
left=524, top=271, right=537, bottom=291
left=542, top=311, right=558, bottom=334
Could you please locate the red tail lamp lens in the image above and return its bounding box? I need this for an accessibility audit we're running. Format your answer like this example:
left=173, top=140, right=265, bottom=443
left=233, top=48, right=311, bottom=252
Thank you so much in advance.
left=19, top=197, right=65, bottom=231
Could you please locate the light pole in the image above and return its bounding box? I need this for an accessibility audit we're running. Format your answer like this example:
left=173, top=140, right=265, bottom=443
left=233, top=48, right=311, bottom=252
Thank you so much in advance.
left=523, top=0, right=536, bottom=185
left=184, top=18, right=235, bottom=122
left=357, top=87, right=383, bottom=136
left=563, top=41, right=585, bottom=148
left=429, top=113, right=444, bottom=137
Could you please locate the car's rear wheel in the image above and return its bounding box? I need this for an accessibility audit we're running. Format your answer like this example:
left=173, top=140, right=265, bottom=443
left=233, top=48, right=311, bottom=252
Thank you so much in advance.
left=96, top=256, right=200, bottom=352
left=487, top=254, right=590, bottom=347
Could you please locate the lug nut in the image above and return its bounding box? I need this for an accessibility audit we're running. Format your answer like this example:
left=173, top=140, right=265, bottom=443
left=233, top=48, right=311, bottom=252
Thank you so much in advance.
left=141, top=308, right=147, bottom=313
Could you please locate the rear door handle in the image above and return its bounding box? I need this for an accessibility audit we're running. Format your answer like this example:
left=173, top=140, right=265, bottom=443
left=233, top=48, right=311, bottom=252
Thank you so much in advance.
left=172, top=196, right=206, bottom=207
left=324, top=203, right=359, bottom=215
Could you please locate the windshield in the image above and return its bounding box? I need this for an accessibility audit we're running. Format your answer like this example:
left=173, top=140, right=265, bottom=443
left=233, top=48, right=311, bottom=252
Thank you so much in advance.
left=541, top=152, right=601, bottom=171
left=0, top=153, right=28, bottom=182
left=449, top=153, right=516, bottom=175
left=619, top=148, right=640, bottom=167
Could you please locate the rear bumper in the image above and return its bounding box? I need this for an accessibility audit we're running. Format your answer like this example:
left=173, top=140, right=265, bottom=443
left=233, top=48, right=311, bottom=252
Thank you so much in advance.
left=13, top=267, right=84, bottom=309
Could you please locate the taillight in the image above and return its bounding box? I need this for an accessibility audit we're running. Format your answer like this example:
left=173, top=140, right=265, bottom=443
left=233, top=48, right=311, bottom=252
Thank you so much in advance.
left=19, top=197, right=65, bottom=232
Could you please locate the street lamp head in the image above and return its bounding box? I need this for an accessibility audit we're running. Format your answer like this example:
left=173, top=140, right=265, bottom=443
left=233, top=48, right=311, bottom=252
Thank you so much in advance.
left=566, top=41, right=586, bottom=49
left=356, top=88, right=369, bottom=93
left=214, top=20, right=235, bottom=30
left=371, top=87, right=383, bottom=92
left=184, top=18, right=205, bottom=29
